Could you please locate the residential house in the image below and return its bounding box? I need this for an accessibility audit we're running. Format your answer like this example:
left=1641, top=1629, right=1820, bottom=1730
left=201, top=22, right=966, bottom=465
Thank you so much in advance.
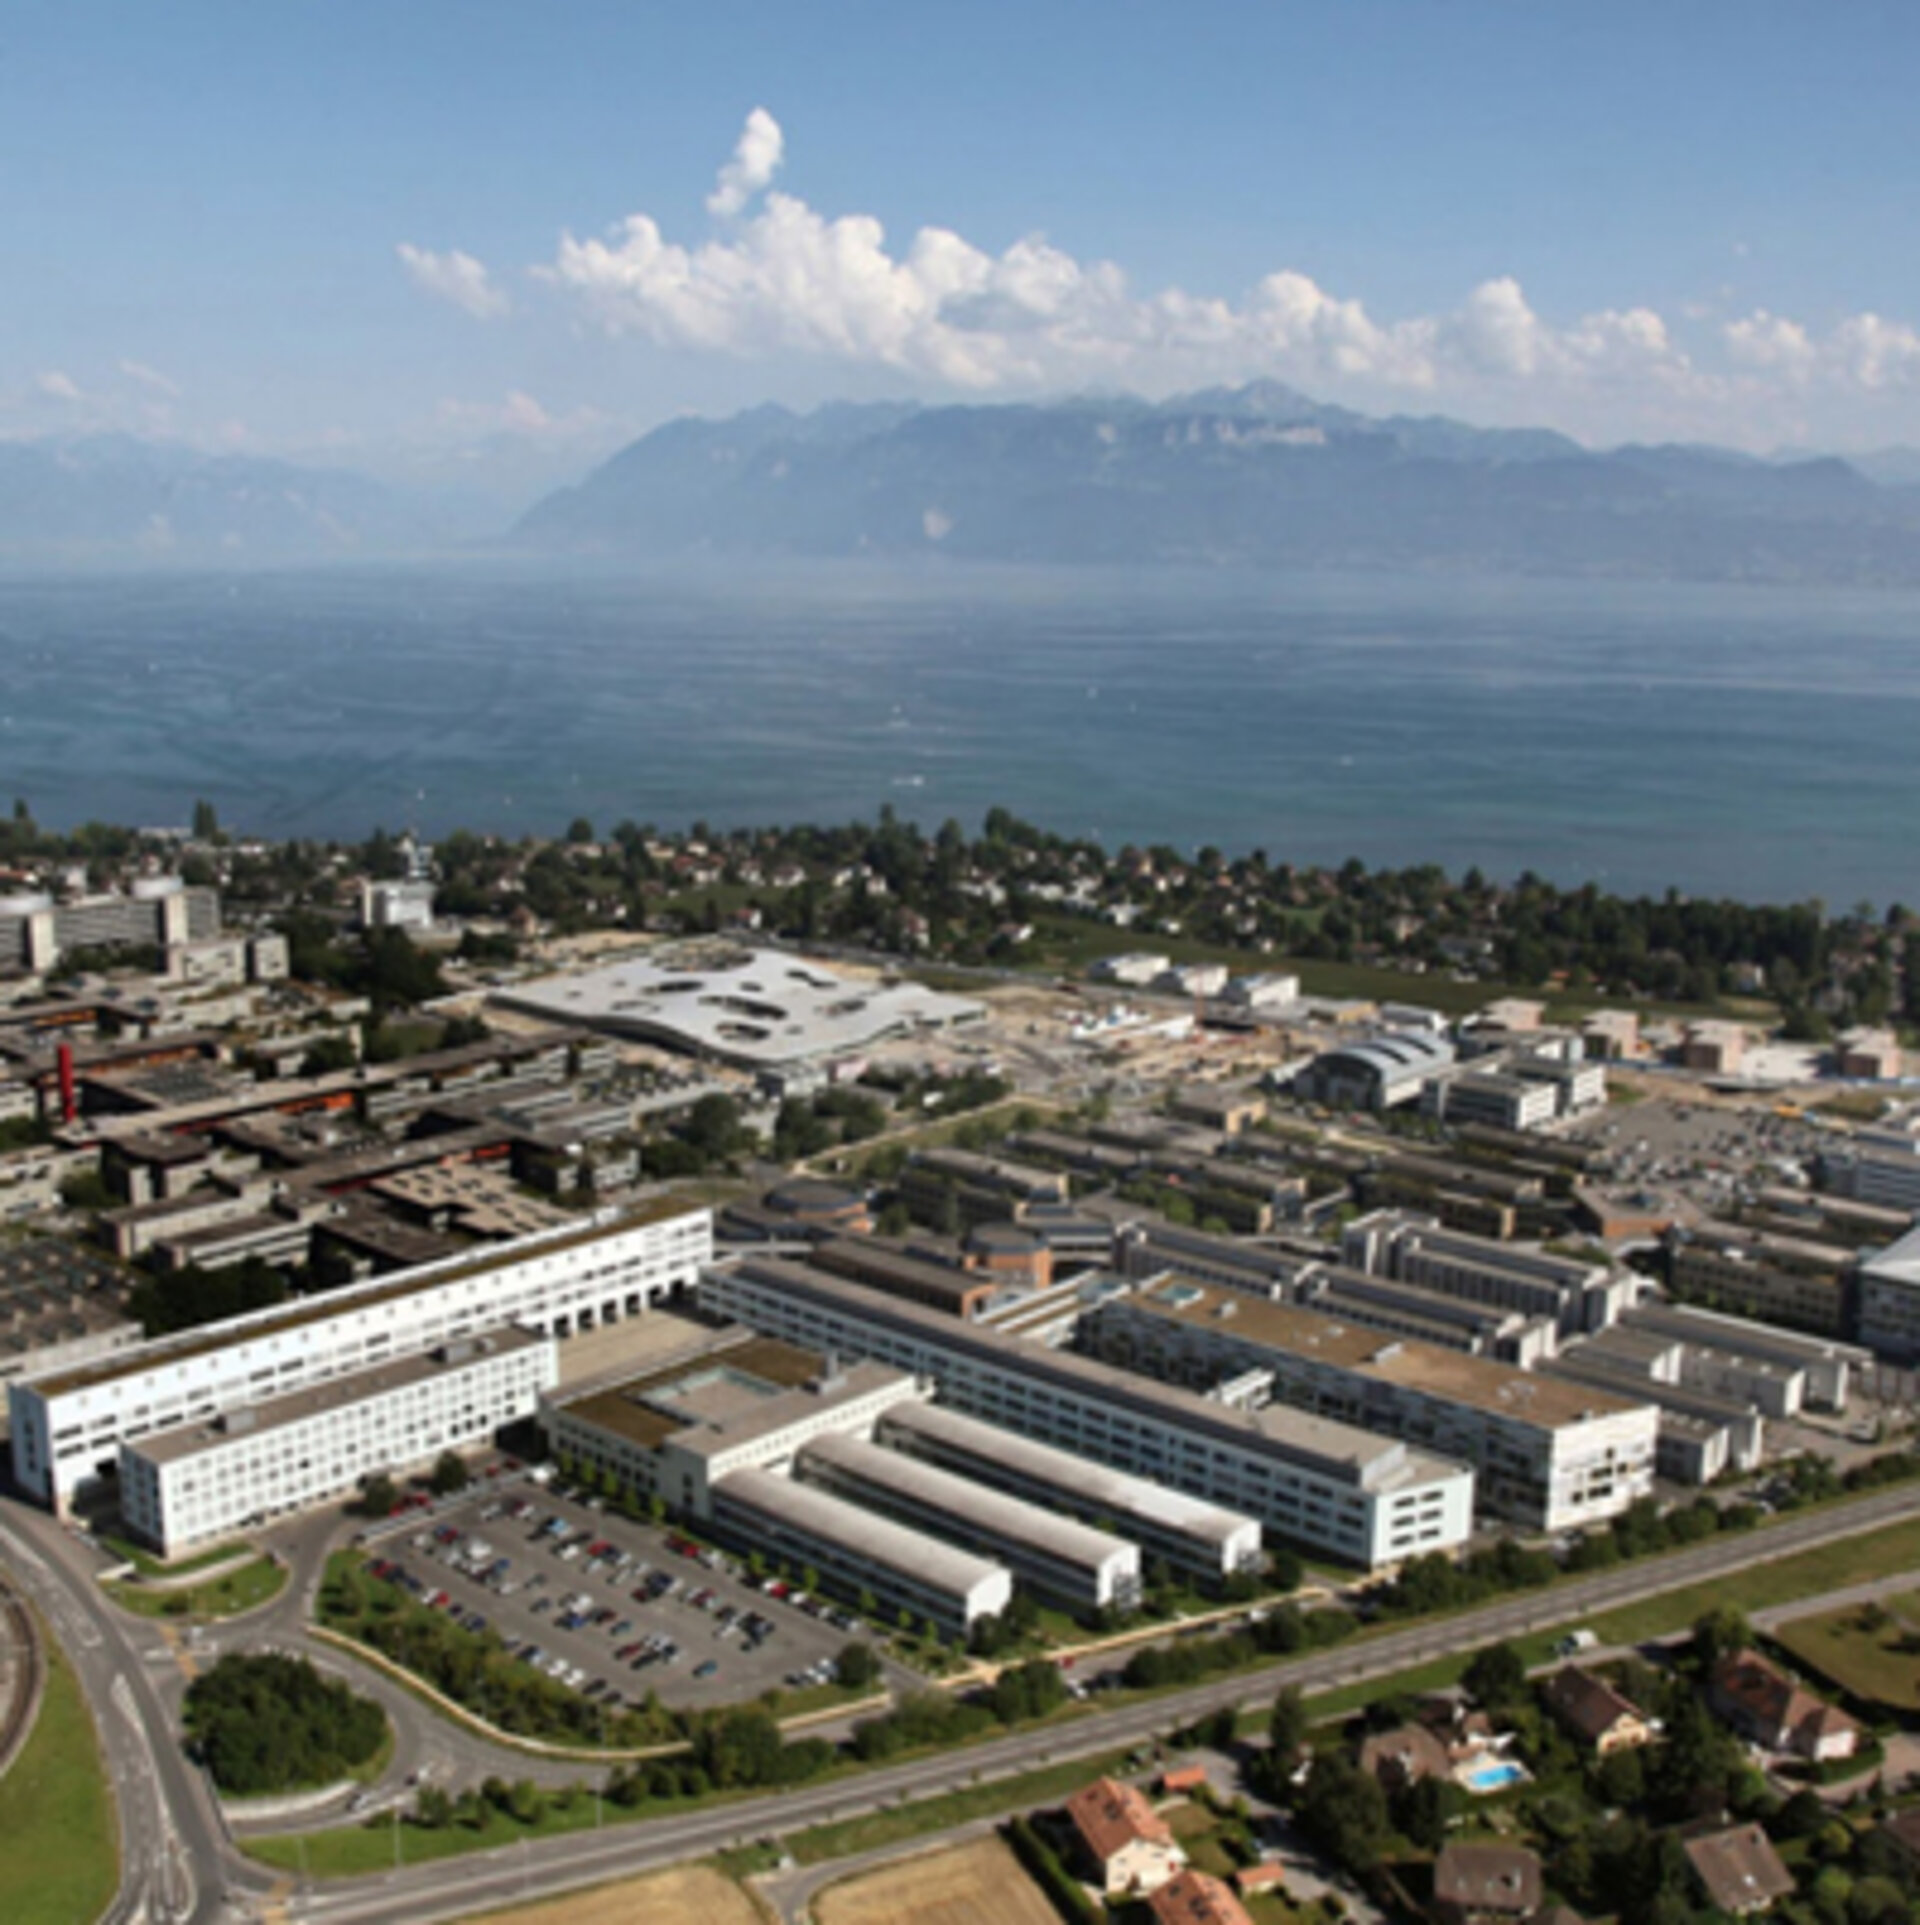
left=1432, top=1844, right=1543, bottom=1925
left=1538, top=1666, right=1659, bottom=1756
left=1683, top=1824, right=1796, bottom=1916
left=1709, top=1649, right=1862, bottom=1763
left=1359, top=1722, right=1452, bottom=1791
left=1064, top=1776, right=1188, bottom=1898
left=1148, top=1868, right=1257, bottom=1925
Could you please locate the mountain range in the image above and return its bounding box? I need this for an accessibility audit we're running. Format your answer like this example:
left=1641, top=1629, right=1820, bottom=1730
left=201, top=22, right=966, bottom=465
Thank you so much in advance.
left=8, top=389, right=1920, bottom=583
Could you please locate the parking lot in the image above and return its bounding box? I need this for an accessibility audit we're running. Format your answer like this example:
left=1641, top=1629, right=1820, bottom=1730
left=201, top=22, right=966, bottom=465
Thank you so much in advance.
left=361, top=1473, right=878, bottom=1717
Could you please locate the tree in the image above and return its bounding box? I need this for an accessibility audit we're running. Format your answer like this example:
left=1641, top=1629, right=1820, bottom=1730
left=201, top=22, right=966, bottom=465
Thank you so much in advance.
left=835, top=1642, right=881, bottom=1691
left=566, top=816, right=595, bottom=845
left=1691, top=1604, right=1753, bottom=1670
left=1296, top=1753, right=1391, bottom=1876
left=429, top=1451, right=471, bottom=1497
left=1462, top=1640, right=1528, bottom=1711
left=1267, top=1684, right=1309, bottom=1762
left=357, top=1473, right=399, bottom=1518
left=192, top=797, right=221, bottom=841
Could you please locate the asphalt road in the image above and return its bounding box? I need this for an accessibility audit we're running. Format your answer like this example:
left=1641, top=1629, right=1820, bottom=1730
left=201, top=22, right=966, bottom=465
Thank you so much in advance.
left=10, top=1477, right=1920, bottom=1925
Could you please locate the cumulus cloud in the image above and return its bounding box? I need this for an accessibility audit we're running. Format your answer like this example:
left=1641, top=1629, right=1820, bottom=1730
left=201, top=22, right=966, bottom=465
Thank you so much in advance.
left=1725, top=308, right=1920, bottom=390
left=396, top=242, right=510, bottom=319
left=538, top=113, right=1724, bottom=409
left=706, top=107, right=784, bottom=218
left=35, top=370, right=84, bottom=402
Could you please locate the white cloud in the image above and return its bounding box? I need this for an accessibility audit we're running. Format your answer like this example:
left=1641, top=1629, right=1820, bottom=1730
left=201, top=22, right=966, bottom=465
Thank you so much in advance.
left=35, top=370, right=83, bottom=402
left=434, top=389, right=606, bottom=440
left=118, top=358, right=181, bottom=398
left=706, top=107, right=785, bottom=218
left=396, top=243, right=510, bottom=319
left=1725, top=309, right=1920, bottom=390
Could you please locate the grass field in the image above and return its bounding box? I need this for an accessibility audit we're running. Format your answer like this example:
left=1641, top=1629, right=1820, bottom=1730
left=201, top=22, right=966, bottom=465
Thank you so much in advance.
left=786, top=1746, right=1136, bottom=1866
left=99, top=1533, right=252, bottom=1578
left=107, top=1555, right=287, bottom=1620
left=815, top=1835, right=1061, bottom=1925
left=453, top=1864, right=762, bottom=1925
left=1772, top=1598, right=1920, bottom=1712
left=0, top=1624, right=119, bottom=1925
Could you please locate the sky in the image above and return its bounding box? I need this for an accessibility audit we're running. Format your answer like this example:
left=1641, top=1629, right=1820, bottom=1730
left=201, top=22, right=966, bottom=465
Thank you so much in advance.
left=6, top=1, right=1920, bottom=502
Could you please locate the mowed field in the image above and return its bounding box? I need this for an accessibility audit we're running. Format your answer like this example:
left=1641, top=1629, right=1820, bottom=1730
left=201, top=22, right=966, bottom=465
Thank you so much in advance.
left=1773, top=1594, right=1920, bottom=1712
left=457, top=1864, right=764, bottom=1925
left=816, top=1836, right=1061, bottom=1925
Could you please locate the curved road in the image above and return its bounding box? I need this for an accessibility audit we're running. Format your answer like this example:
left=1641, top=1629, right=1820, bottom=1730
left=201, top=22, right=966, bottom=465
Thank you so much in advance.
left=8, top=1480, right=1920, bottom=1925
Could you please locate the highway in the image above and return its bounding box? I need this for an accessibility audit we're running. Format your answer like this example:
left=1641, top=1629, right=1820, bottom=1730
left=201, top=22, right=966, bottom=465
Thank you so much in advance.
left=7, top=1478, right=1920, bottom=1925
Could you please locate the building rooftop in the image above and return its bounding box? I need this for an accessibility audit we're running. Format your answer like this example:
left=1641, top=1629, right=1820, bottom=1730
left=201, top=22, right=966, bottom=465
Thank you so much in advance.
left=494, top=947, right=984, bottom=1069
left=1122, top=1274, right=1644, bottom=1431
left=128, top=1324, right=551, bottom=1466
left=1065, top=1775, right=1175, bottom=1862
left=876, top=1401, right=1259, bottom=1550
left=719, top=1255, right=1464, bottom=1496
left=712, top=1464, right=1006, bottom=1596
left=799, top=1431, right=1130, bottom=1574
left=34, top=1196, right=705, bottom=1397
left=1683, top=1825, right=1795, bottom=1915
left=1432, top=1844, right=1543, bottom=1916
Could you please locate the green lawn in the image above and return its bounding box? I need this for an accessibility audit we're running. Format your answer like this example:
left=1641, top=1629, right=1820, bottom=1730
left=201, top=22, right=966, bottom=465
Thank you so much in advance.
left=1771, top=1600, right=1920, bottom=1712
left=0, top=1623, right=119, bottom=1925
left=99, top=1533, right=253, bottom=1579
left=107, top=1555, right=287, bottom=1620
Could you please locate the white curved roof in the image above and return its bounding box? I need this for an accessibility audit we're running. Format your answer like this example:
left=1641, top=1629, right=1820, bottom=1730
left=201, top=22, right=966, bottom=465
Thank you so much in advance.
left=496, top=946, right=983, bottom=1068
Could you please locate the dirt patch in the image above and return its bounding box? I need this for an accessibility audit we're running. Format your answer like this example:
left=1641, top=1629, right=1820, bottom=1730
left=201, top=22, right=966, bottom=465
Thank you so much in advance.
left=457, top=1864, right=763, bottom=1925
left=815, top=1836, right=1063, bottom=1925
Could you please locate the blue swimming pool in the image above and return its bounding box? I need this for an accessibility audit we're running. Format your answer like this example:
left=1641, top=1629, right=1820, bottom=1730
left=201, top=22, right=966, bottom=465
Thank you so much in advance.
left=1461, top=1760, right=1528, bottom=1794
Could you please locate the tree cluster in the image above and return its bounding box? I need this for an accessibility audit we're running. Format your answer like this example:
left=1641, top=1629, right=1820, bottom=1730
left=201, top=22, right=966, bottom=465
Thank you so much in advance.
left=184, top=1653, right=385, bottom=1795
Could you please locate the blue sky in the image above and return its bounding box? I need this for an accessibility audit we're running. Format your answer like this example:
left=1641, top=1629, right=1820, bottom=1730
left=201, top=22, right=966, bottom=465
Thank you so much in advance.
left=6, top=2, right=1919, bottom=496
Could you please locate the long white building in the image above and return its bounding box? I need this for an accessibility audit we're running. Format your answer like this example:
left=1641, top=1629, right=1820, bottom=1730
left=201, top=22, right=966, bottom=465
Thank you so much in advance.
left=10, top=1199, right=712, bottom=1513
left=710, top=1465, right=1012, bottom=1637
left=120, top=1329, right=557, bottom=1557
left=700, top=1256, right=1474, bottom=1570
left=873, top=1400, right=1263, bottom=1584
left=797, top=1430, right=1140, bottom=1612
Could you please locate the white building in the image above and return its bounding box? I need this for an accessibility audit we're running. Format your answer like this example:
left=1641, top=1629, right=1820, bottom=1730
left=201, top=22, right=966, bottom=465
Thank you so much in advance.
left=874, top=1400, right=1262, bottom=1584
left=541, top=1332, right=928, bottom=1519
left=797, top=1429, right=1140, bottom=1612
left=1857, top=1224, right=1920, bottom=1360
left=363, top=879, right=436, bottom=931
left=1087, top=1277, right=1658, bottom=1534
left=10, top=1200, right=712, bottom=1512
left=709, top=1464, right=1012, bottom=1637
left=120, top=1328, right=557, bottom=1556
left=700, top=1255, right=1475, bottom=1570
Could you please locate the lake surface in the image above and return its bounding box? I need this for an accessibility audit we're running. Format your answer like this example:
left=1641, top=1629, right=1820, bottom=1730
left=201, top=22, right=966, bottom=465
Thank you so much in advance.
left=0, top=561, right=1914, bottom=907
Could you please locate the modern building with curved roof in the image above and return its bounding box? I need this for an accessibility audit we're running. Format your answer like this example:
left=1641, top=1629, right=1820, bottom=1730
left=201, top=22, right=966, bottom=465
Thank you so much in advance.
left=495, top=946, right=984, bottom=1070
left=1297, top=1031, right=1456, bottom=1111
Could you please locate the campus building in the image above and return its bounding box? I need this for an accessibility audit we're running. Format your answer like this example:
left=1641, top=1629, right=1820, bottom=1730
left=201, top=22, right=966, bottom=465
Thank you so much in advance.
left=9, top=1199, right=712, bottom=1512
left=872, top=1400, right=1263, bottom=1584
left=796, top=1430, right=1140, bottom=1612
left=119, top=1329, right=557, bottom=1557
left=539, top=1330, right=927, bottom=1519
left=708, top=1465, right=1011, bottom=1637
left=698, top=1255, right=1475, bottom=1569
left=1083, top=1277, right=1658, bottom=1533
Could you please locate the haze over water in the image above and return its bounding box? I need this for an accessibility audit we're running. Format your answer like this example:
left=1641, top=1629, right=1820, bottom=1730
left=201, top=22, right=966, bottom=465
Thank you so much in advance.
left=2, top=563, right=1914, bottom=910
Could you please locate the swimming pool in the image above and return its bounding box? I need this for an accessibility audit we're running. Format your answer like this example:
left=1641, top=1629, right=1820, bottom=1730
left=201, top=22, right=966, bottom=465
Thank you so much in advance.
left=1460, top=1759, right=1529, bottom=1794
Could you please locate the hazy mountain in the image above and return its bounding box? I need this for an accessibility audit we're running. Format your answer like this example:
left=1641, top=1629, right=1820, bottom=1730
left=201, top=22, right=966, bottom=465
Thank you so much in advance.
left=0, top=435, right=452, bottom=565
left=514, top=387, right=1920, bottom=585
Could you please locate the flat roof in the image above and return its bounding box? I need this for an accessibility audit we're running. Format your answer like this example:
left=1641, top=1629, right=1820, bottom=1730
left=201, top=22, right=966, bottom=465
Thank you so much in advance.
left=717, top=1255, right=1462, bottom=1495
left=33, top=1196, right=706, bottom=1398
left=713, top=1464, right=1007, bottom=1598
left=494, top=946, right=983, bottom=1069
left=129, top=1325, right=551, bottom=1466
left=554, top=1332, right=910, bottom=1458
left=1121, top=1275, right=1643, bottom=1430
left=800, top=1431, right=1132, bottom=1574
left=878, top=1400, right=1259, bottom=1549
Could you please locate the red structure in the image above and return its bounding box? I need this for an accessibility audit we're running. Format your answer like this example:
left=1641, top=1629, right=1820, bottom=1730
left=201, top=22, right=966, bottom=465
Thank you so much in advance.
left=56, top=1041, right=77, bottom=1125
